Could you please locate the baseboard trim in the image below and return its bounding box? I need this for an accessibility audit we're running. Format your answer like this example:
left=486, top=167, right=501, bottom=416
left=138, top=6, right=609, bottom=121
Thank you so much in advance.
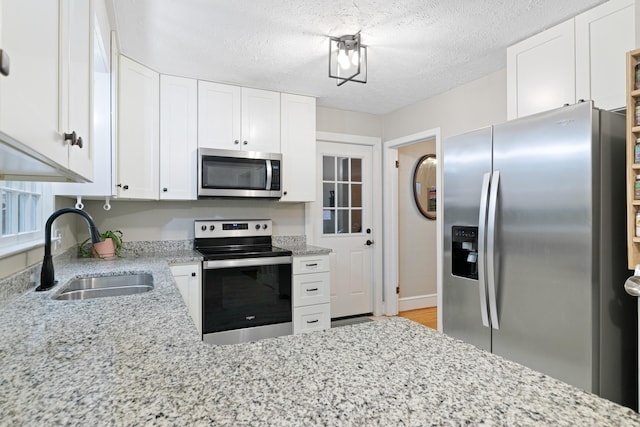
left=398, top=294, right=437, bottom=312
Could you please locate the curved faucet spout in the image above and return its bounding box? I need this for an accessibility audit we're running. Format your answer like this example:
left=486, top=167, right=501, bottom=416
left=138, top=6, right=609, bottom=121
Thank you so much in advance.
left=37, top=208, right=102, bottom=292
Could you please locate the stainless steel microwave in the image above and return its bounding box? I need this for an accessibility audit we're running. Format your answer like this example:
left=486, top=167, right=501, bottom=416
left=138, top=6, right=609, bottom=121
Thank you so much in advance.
left=198, top=148, right=282, bottom=198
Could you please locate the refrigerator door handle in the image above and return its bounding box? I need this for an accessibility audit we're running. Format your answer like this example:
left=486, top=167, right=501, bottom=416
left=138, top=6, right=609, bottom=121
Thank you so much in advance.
left=477, top=172, right=491, bottom=328
left=487, top=170, right=500, bottom=330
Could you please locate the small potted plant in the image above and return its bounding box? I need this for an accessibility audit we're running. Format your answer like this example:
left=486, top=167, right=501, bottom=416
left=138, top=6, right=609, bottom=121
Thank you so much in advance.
left=80, top=230, right=124, bottom=259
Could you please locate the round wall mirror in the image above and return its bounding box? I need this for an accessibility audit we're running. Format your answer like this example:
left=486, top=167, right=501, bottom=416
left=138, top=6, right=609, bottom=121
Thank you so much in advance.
left=413, top=154, right=437, bottom=220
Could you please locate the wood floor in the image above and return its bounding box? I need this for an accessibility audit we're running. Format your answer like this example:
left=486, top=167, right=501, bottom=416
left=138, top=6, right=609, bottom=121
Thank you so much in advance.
left=398, top=307, right=437, bottom=330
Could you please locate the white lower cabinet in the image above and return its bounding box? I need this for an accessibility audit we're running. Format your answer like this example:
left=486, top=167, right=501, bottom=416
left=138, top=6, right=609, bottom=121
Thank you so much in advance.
left=292, top=254, right=331, bottom=334
left=169, top=263, right=202, bottom=335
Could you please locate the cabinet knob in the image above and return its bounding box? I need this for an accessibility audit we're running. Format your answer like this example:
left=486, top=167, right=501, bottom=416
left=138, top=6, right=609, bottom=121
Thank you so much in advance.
left=243, top=140, right=248, bottom=145
left=234, top=140, right=240, bottom=145
left=117, top=184, right=129, bottom=190
left=0, top=49, right=10, bottom=76
left=283, top=191, right=287, bottom=196
left=191, top=272, right=196, bottom=277
left=64, top=131, right=83, bottom=148
left=162, top=188, right=168, bottom=192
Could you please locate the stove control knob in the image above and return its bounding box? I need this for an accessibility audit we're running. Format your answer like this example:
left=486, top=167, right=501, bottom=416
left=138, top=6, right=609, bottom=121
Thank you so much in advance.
left=201, top=225, right=206, bottom=231
left=255, top=224, right=261, bottom=230
left=209, top=225, right=215, bottom=231
left=263, top=224, right=268, bottom=230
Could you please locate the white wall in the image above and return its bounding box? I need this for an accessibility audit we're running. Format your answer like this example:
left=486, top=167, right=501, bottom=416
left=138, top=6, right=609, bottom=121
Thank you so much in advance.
left=398, top=140, right=437, bottom=300
left=317, top=106, right=382, bottom=137
left=383, top=68, right=508, bottom=142
left=79, top=198, right=305, bottom=242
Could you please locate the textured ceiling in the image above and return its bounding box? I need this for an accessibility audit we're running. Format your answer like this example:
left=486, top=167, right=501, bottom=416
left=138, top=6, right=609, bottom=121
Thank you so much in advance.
left=109, top=0, right=605, bottom=115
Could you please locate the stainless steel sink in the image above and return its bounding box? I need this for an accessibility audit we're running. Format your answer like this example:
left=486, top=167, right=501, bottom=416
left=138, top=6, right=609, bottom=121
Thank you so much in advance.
left=52, top=273, right=154, bottom=300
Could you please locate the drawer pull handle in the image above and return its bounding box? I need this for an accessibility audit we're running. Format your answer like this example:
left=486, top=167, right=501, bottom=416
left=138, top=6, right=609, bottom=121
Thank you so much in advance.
left=305, top=263, right=318, bottom=267
left=306, top=319, right=319, bottom=324
left=306, top=288, right=318, bottom=292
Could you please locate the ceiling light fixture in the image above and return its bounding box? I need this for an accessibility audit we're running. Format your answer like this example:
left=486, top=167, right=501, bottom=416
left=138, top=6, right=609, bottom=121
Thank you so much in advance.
left=328, top=32, right=367, bottom=86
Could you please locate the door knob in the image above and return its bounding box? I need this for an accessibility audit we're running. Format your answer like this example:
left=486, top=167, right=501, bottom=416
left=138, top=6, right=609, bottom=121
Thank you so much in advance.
left=365, top=240, right=374, bottom=246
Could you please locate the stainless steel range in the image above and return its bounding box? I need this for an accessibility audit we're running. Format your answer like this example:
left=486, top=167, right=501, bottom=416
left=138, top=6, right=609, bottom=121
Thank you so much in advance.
left=194, top=219, right=293, bottom=345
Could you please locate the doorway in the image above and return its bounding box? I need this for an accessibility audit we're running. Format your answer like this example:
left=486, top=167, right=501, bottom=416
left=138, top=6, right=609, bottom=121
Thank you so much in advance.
left=382, top=128, right=442, bottom=330
left=397, top=140, right=437, bottom=310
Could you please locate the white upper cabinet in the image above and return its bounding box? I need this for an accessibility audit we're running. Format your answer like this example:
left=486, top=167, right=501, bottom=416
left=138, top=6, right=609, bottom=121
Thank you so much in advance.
left=280, top=93, right=316, bottom=202
left=198, top=81, right=280, bottom=153
left=575, top=0, right=636, bottom=111
left=60, top=0, right=94, bottom=181
left=0, top=0, right=96, bottom=181
left=508, top=0, right=636, bottom=119
left=0, top=0, right=65, bottom=168
left=117, top=55, right=159, bottom=199
left=160, top=75, right=197, bottom=200
left=197, top=81, right=241, bottom=150
left=507, top=20, right=576, bottom=120
left=54, top=4, right=114, bottom=197
left=241, top=87, right=281, bottom=153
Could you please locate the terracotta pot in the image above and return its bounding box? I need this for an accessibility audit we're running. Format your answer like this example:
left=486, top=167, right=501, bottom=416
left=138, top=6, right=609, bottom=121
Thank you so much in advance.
left=92, top=238, right=116, bottom=258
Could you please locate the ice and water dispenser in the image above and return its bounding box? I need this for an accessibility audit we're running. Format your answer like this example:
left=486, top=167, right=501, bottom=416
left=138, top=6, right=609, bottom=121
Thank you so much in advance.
left=451, top=226, right=478, bottom=280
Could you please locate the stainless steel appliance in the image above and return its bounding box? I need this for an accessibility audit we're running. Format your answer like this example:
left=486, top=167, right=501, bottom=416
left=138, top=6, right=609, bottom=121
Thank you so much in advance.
left=443, top=101, right=637, bottom=409
left=194, top=219, right=293, bottom=345
left=198, top=148, right=282, bottom=198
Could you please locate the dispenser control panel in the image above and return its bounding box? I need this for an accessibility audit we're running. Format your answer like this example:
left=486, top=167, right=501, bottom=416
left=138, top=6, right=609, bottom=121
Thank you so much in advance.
left=451, top=226, right=478, bottom=280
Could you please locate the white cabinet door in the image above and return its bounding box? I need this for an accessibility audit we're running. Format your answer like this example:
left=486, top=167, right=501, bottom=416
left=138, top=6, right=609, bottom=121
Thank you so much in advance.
left=117, top=55, right=159, bottom=199
left=575, top=0, right=635, bottom=111
left=0, top=0, right=64, bottom=166
left=197, top=80, right=241, bottom=149
left=197, top=81, right=280, bottom=153
left=241, top=87, right=280, bottom=153
left=54, top=13, right=114, bottom=197
left=507, top=20, right=575, bottom=119
left=160, top=75, right=197, bottom=200
left=169, top=263, right=202, bottom=334
left=280, top=93, right=316, bottom=202
left=60, top=0, right=94, bottom=181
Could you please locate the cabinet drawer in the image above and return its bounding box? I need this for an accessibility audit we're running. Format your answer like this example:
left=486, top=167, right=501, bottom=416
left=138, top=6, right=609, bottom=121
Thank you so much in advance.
left=293, top=304, right=330, bottom=334
left=293, top=255, right=329, bottom=274
left=293, top=272, right=330, bottom=307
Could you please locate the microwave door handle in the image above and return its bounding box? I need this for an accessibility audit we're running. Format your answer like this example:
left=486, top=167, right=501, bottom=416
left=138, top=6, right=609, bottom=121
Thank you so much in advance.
left=265, top=159, right=272, bottom=190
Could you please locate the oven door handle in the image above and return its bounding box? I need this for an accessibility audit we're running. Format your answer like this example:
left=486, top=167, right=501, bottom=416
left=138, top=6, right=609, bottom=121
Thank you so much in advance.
left=204, top=256, right=292, bottom=269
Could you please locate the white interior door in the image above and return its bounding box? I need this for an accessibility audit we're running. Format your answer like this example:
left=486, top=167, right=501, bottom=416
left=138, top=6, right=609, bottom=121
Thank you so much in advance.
left=309, top=141, right=374, bottom=318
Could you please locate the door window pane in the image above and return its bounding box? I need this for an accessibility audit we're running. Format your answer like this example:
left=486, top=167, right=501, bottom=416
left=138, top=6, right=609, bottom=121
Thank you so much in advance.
left=351, top=184, right=362, bottom=208
left=337, top=183, right=349, bottom=207
left=323, top=183, right=336, bottom=207
left=337, top=209, right=349, bottom=234
left=351, top=209, right=362, bottom=233
left=323, top=156, right=335, bottom=181
left=337, top=157, right=349, bottom=181
left=323, top=209, right=335, bottom=234
left=351, top=158, right=362, bottom=181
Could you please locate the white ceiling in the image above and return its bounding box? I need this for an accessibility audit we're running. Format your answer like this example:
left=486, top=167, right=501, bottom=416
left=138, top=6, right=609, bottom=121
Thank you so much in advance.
left=109, top=0, right=605, bottom=115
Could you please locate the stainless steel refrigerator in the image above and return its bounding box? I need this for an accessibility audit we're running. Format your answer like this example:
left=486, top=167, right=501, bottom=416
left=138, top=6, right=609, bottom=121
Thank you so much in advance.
left=443, top=101, right=637, bottom=409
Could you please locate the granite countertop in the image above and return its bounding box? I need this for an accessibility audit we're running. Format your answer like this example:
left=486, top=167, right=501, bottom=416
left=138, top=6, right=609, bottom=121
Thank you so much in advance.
left=272, top=236, right=331, bottom=256
left=1, top=251, right=639, bottom=425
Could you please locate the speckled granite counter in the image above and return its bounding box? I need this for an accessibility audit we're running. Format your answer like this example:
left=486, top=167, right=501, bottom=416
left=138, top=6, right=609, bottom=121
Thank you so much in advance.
left=1, top=251, right=639, bottom=425
left=273, top=235, right=331, bottom=256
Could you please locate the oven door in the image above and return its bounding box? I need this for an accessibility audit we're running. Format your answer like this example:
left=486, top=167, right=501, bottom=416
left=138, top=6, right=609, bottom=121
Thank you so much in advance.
left=202, top=256, right=292, bottom=337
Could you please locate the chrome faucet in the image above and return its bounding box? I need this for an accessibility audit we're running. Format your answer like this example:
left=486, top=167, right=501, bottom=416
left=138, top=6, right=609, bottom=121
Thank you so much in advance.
left=36, top=208, right=103, bottom=292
